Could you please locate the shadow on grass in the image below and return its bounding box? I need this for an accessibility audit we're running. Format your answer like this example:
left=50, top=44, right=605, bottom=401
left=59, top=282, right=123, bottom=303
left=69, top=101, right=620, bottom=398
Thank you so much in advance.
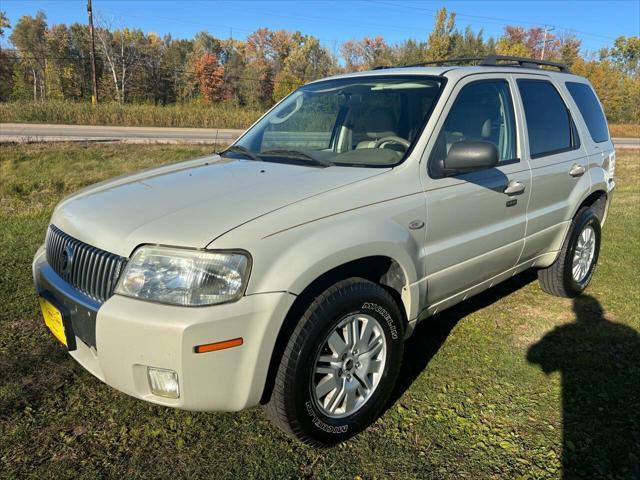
left=389, top=269, right=537, bottom=405
left=386, top=273, right=640, bottom=478
left=528, top=295, right=640, bottom=479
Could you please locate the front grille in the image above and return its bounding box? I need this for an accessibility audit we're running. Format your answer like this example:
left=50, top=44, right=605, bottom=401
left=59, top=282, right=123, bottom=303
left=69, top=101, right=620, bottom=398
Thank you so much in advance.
left=45, top=225, right=128, bottom=303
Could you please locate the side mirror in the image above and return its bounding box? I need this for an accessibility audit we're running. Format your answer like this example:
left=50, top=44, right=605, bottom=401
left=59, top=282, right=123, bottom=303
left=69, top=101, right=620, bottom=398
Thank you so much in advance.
left=443, top=141, right=499, bottom=175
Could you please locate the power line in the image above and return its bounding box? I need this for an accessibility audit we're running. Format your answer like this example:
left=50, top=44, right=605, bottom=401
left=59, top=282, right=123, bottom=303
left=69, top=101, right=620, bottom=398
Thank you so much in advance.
left=97, top=8, right=343, bottom=48
left=366, top=0, right=618, bottom=43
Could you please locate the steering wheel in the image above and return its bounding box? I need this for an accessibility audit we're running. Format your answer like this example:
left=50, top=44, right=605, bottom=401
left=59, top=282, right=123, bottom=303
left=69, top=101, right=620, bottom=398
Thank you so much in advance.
left=373, top=136, right=410, bottom=150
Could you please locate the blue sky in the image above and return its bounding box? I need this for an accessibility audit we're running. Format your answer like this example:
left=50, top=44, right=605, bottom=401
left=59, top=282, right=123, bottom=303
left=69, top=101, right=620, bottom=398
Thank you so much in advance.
left=2, top=0, right=639, bottom=55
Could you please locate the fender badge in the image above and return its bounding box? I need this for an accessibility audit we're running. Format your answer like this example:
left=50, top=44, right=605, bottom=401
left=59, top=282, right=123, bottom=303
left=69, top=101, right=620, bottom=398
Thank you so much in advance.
left=408, top=220, right=425, bottom=230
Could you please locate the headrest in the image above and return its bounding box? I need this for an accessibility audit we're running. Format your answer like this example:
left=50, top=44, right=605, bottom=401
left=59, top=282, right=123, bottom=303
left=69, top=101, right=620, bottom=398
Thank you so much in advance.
left=365, top=108, right=397, bottom=139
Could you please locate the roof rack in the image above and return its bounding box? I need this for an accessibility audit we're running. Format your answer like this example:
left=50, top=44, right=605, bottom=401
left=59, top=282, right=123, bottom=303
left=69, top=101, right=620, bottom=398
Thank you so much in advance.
left=482, top=55, right=570, bottom=72
left=373, top=54, right=570, bottom=73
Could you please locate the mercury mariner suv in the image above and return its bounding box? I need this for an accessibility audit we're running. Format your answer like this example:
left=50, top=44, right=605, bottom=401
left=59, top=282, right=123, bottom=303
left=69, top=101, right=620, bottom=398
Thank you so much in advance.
left=33, top=55, right=615, bottom=446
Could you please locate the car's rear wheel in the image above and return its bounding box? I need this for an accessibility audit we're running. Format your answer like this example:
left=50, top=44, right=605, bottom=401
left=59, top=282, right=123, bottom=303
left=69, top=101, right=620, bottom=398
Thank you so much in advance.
left=265, top=278, right=404, bottom=446
left=538, top=207, right=601, bottom=298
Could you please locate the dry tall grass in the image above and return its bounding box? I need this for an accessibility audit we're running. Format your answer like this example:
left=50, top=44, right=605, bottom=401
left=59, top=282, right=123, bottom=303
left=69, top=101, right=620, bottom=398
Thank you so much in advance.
left=609, top=123, right=640, bottom=138
left=0, top=101, right=262, bottom=129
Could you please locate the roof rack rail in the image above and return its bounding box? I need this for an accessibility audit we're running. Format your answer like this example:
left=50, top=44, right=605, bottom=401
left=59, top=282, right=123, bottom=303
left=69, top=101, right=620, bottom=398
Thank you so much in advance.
left=373, top=54, right=570, bottom=73
left=481, top=55, right=570, bottom=73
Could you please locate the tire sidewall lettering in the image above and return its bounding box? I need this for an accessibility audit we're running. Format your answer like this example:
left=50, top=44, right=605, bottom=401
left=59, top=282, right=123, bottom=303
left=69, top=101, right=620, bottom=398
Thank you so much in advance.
left=361, top=301, right=399, bottom=340
left=304, top=401, right=348, bottom=434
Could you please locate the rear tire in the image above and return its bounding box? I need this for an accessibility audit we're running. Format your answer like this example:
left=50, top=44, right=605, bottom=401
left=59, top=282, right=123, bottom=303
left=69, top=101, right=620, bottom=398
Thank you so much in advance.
left=538, top=207, right=601, bottom=298
left=265, top=278, right=404, bottom=446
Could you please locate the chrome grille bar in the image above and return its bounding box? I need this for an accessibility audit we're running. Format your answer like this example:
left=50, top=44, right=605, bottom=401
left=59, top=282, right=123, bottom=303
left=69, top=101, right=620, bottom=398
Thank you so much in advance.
left=45, top=225, right=127, bottom=303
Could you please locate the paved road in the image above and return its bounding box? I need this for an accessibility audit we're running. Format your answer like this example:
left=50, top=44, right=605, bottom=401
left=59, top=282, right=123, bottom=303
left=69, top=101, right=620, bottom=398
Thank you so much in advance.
left=611, top=137, right=640, bottom=149
left=1, top=123, right=638, bottom=148
left=0, top=123, right=245, bottom=144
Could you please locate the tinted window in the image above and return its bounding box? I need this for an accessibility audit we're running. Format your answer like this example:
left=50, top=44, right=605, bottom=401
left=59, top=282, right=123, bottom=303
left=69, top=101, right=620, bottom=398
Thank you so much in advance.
left=430, top=80, right=517, bottom=175
left=517, top=80, right=576, bottom=158
left=566, top=82, right=609, bottom=143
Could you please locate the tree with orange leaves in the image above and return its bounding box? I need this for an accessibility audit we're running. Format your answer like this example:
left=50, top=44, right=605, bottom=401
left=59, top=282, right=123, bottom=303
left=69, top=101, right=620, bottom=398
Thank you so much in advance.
left=193, top=52, right=225, bottom=103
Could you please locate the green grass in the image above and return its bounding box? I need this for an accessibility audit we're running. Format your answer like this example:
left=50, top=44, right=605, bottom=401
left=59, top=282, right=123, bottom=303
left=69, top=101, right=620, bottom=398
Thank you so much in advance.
left=1, top=144, right=638, bottom=479
left=0, top=101, right=262, bottom=129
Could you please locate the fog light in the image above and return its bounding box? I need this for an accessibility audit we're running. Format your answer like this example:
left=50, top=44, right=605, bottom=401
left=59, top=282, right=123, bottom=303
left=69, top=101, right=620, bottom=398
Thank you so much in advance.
left=147, top=367, right=180, bottom=398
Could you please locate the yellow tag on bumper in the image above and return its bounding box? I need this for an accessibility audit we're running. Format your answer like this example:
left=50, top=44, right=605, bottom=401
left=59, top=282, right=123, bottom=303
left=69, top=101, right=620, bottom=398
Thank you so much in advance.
left=39, top=297, right=67, bottom=346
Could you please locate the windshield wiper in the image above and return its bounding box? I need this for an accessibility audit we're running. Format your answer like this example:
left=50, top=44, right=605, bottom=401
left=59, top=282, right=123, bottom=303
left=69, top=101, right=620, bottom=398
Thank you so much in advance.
left=261, top=149, right=333, bottom=167
left=219, top=145, right=262, bottom=161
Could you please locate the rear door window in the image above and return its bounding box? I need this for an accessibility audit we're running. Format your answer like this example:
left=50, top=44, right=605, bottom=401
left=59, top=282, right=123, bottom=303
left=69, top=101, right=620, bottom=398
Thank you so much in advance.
left=566, top=82, right=609, bottom=143
left=517, top=79, right=579, bottom=158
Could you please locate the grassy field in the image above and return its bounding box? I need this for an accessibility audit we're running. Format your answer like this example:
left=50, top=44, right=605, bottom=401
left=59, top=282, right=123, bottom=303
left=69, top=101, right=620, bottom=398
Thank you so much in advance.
left=0, top=143, right=638, bottom=479
left=1, top=101, right=638, bottom=138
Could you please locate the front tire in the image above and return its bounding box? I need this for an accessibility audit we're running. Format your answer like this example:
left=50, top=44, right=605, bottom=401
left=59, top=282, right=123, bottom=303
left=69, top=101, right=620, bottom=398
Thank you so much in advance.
left=538, top=207, right=601, bottom=298
left=265, top=278, right=404, bottom=446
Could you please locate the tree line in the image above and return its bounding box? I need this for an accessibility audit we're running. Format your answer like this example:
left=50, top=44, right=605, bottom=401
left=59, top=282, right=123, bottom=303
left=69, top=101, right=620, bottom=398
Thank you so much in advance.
left=0, top=8, right=638, bottom=123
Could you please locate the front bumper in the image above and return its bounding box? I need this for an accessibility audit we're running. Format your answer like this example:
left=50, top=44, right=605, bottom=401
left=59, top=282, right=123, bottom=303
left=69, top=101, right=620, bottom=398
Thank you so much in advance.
left=33, top=246, right=296, bottom=411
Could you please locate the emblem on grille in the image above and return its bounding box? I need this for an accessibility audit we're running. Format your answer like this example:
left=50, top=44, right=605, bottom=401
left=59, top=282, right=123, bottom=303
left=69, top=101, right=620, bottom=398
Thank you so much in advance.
left=61, top=244, right=75, bottom=279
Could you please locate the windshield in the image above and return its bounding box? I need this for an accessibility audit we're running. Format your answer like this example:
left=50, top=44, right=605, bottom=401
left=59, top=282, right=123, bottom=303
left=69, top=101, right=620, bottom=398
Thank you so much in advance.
left=229, top=75, right=445, bottom=167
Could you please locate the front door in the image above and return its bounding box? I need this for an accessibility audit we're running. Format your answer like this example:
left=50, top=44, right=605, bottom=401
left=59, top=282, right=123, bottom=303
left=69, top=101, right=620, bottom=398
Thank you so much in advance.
left=419, top=74, right=531, bottom=306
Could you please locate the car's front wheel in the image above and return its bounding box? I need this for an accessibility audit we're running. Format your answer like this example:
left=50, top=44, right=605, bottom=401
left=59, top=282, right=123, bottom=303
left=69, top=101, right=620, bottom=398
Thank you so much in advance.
left=265, top=278, right=404, bottom=446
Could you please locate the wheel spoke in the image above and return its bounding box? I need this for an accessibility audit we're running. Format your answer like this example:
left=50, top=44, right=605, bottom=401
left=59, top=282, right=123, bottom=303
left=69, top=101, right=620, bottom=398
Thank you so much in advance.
left=327, top=331, right=347, bottom=355
left=573, top=264, right=580, bottom=278
left=316, top=375, right=338, bottom=399
left=315, top=364, right=335, bottom=375
left=354, top=369, right=372, bottom=391
left=318, top=354, right=337, bottom=364
left=349, top=317, right=360, bottom=349
left=369, top=359, right=382, bottom=373
left=327, top=381, right=346, bottom=413
left=344, top=386, right=357, bottom=412
left=359, top=317, right=374, bottom=349
left=362, top=339, right=383, bottom=359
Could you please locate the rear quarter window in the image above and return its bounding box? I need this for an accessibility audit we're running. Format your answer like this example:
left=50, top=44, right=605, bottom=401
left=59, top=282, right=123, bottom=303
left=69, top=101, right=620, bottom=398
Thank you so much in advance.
left=566, top=82, right=609, bottom=143
left=517, top=79, right=579, bottom=159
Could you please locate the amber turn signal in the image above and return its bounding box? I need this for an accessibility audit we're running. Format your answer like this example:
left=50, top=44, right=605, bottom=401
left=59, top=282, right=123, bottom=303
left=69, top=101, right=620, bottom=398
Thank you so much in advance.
left=194, top=337, right=243, bottom=354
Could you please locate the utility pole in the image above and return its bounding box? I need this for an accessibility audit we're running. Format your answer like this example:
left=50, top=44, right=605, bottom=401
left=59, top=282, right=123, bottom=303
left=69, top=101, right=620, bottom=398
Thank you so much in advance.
left=87, top=0, right=99, bottom=105
left=541, top=25, right=555, bottom=60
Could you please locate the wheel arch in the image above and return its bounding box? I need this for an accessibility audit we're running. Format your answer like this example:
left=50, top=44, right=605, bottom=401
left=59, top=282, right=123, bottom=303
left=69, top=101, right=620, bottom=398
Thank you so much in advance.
left=576, top=189, right=608, bottom=224
left=538, top=189, right=609, bottom=269
left=259, top=255, right=409, bottom=404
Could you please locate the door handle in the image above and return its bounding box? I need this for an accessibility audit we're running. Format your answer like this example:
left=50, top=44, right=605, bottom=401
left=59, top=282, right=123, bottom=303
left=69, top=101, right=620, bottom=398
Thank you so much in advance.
left=503, top=180, right=525, bottom=196
left=569, top=164, right=586, bottom=177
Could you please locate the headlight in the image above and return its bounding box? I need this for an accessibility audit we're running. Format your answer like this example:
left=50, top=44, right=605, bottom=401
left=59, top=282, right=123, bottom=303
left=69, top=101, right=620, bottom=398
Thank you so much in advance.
left=114, top=246, right=250, bottom=306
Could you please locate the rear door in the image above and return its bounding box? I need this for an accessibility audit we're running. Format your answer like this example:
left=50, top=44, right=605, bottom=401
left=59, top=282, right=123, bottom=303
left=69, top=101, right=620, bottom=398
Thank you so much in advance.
left=420, top=74, right=531, bottom=306
left=513, top=75, right=589, bottom=262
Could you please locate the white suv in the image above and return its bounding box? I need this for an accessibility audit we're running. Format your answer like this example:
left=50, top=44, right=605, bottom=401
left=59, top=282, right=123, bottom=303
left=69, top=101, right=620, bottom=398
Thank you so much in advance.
left=33, top=56, right=615, bottom=446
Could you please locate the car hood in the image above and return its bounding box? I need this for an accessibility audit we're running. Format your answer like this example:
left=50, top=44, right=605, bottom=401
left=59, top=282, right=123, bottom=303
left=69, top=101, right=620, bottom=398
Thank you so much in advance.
left=50, top=155, right=387, bottom=257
